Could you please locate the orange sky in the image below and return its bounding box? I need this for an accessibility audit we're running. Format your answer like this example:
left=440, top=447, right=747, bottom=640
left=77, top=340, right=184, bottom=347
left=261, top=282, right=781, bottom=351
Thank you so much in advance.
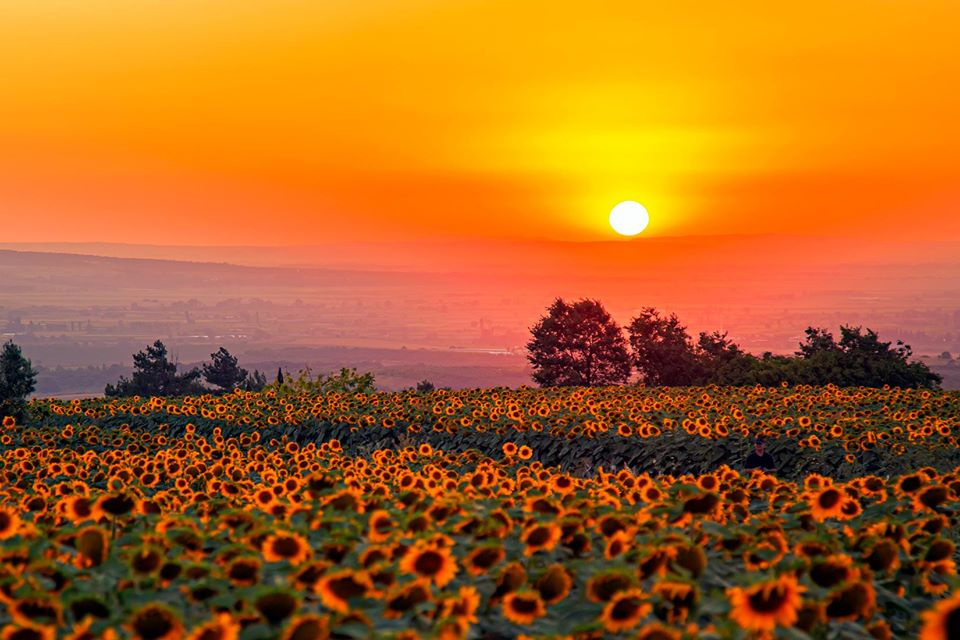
left=2, top=0, right=959, bottom=245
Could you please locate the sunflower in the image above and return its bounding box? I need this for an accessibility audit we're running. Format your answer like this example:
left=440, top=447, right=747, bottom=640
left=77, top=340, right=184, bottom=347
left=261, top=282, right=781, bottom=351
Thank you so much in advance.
left=727, top=574, right=805, bottom=633
left=587, top=571, right=637, bottom=603
left=254, top=591, right=300, bottom=626
left=464, top=545, right=506, bottom=576
left=184, top=613, right=240, bottom=640
left=126, top=604, right=184, bottom=640
left=920, top=560, right=956, bottom=596
left=75, top=526, right=110, bottom=568
left=808, top=488, right=846, bottom=521
left=398, top=542, right=458, bottom=587
left=441, top=586, right=481, bottom=624
left=652, top=580, right=698, bottom=624
left=67, top=596, right=110, bottom=623
left=315, top=570, right=372, bottom=614
left=604, top=530, right=633, bottom=560
left=634, top=623, right=681, bottom=640
left=279, top=614, right=330, bottom=640
left=824, top=581, right=875, bottom=622
left=488, top=562, right=528, bottom=605
left=0, top=509, right=21, bottom=540
left=520, top=523, right=562, bottom=556
left=534, top=564, right=572, bottom=605
left=59, top=497, right=94, bottom=525
left=366, top=510, right=396, bottom=543
left=865, top=619, right=892, bottom=640
left=130, top=547, right=164, bottom=575
left=0, top=626, right=55, bottom=640
left=383, top=581, right=432, bottom=619
left=96, top=492, right=138, bottom=518
left=672, top=544, right=707, bottom=578
left=863, top=539, right=901, bottom=575
left=262, top=533, right=311, bottom=566
left=915, top=485, right=951, bottom=511
left=502, top=590, right=546, bottom=625
left=8, top=598, right=62, bottom=628
left=601, top=588, right=651, bottom=633
left=809, top=554, right=858, bottom=589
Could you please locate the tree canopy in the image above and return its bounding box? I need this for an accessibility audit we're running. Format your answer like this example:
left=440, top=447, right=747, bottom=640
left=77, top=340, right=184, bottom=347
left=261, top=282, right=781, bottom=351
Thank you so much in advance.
left=528, top=302, right=941, bottom=389
left=105, top=340, right=203, bottom=397
left=202, top=347, right=249, bottom=392
left=527, top=298, right=632, bottom=387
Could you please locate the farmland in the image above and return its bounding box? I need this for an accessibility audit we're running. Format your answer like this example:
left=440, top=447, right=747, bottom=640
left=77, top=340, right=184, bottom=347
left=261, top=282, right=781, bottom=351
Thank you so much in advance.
left=2, top=385, right=960, bottom=638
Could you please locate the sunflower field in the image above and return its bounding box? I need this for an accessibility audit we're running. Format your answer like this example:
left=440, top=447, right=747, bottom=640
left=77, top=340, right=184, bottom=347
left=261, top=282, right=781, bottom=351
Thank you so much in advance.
left=2, top=385, right=960, bottom=639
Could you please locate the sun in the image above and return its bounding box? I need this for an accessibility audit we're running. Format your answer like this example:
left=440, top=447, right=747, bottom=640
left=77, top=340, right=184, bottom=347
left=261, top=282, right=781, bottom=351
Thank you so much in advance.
left=609, top=201, right=649, bottom=236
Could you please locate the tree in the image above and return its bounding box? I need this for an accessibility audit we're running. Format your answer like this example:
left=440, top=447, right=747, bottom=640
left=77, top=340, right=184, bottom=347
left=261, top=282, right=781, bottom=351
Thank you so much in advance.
left=697, top=331, right=745, bottom=371
left=0, top=341, right=38, bottom=422
left=793, top=325, right=941, bottom=389
left=796, top=327, right=840, bottom=358
left=202, top=347, right=248, bottom=392
left=626, top=308, right=706, bottom=385
left=242, top=370, right=268, bottom=392
left=415, top=379, right=436, bottom=393
left=527, top=298, right=631, bottom=387
left=105, top=340, right=203, bottom=397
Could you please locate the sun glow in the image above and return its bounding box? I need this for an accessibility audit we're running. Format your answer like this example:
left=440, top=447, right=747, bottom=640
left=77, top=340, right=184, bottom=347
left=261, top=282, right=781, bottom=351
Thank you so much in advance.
left=609, top=201, right=649, bottom=236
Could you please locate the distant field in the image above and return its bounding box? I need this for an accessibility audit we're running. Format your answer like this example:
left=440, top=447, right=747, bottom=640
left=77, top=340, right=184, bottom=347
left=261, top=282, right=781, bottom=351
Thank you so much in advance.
left=2, top=386, right=959, bottom=637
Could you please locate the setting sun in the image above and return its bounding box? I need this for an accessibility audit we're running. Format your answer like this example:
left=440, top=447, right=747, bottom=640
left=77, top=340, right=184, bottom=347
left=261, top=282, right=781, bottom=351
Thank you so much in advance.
left=609, top=201, right=650, bottom=236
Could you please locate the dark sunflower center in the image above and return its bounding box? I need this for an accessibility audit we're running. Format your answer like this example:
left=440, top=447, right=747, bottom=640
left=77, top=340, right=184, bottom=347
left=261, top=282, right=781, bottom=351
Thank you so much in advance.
left=100, top=494, right=136, bottom=516
left=5, top=629, right=46, bottom=640
left=255, top=593, right=298, bottom=624
left=70, top=598, right=109, bottom=620
left=921, top=487, right=949, bottom=508
left=592, top=576, right=632, bottom=601
left=818, top=490, right=841, bottom=509
left=611, top=597, right=642, bottom=621
left=133, top=608, right=176, bottom=640
left=526, top=527, right=551, bottom=546
left=899, top=476, right=923, bottom=493
left=15, top=600, right=58, bottom=624
left=273, top=537, right=302, bottom=558
left=387, top=585, right=429, bottom=611
left=471, top=548, right=503, bottom=569
left=684, top=493, right=720, bottom=515
left=747, top=585, right=788, bottom=613
left=926, top=540, right=955, bottom=563
left=825, top=583, right=868, bottom=618
left=811, top=562, right=850, bottom=588
left=229, top=560, right=259, bottom=581
left=71, top=499, right=92, bottom=517
left=413, top=550, right=444, bottom=575
left=329, top=576, right=367, bottom=600
left=537, top=570, right=568, bottom=601
left=600, top=518, right=626, bottom=536
left=510, top=596, right=539, bottom=614
left=945, top=607, right=960, bottom=639
left=132, top=550, right=162, bottom=573
left=0, top=511, right=11, bottom=531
